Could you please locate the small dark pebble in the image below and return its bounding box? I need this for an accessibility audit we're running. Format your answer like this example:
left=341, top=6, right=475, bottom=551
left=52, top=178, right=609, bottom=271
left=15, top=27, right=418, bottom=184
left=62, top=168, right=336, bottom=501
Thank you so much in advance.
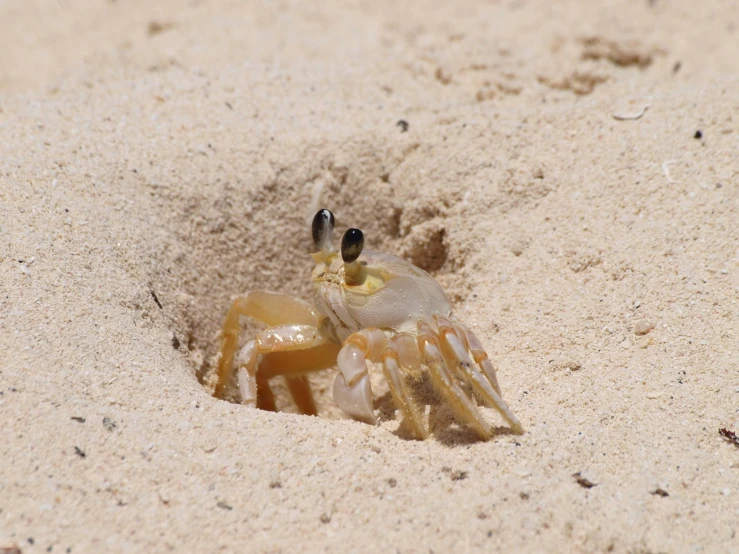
left=269, top=481, right=282, bottom=489
left=103, top=417, right=117, bottom=432
left=519, top=491, right=530, bottom=500
left=150, top=290, right=163, bottom=310
left=651, top=488, right=669, bottom=497
left=217, top=501, right=232, bottom=511
left=694, top=130, right=702, bottom=139
left=70, top=417, right=85, bottom=423
left=719, top=428, right=739, bottom=448
left=320, top=513, right=331, bottom=524
left=27, top=539, right=34, bottom=545
left=672, top=61, right=682, bottom=73
left=573, top=472, right=596, bottom=489
left=387, top=477, right=397, bottom=488
left=396, top=119, right=409, bottom=132
left=441, top=466, right=468, bottom=481
left=74, top=447, right=86, bottom=458
left=171, top=334, right=181, bottom=350
left=147, top=21, right=173, bottom=37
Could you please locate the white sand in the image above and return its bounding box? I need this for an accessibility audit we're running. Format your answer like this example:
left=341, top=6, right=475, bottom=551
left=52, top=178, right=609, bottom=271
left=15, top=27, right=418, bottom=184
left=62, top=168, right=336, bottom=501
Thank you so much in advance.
left=1, top=0, right=738, bottom=552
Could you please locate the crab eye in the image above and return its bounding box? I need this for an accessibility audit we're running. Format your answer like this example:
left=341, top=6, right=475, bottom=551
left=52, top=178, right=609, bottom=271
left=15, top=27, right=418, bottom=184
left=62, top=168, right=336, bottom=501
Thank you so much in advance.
left=341, top=228, right=364, bottom=263
left=311, top=209, right=335, bottom=250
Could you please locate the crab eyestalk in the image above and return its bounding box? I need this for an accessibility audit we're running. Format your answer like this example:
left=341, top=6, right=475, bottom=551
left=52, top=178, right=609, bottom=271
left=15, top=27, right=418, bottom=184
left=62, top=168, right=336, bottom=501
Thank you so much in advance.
left=341, top=227, right=365, bottom=285
left=312, top=209, right=335, bottom=260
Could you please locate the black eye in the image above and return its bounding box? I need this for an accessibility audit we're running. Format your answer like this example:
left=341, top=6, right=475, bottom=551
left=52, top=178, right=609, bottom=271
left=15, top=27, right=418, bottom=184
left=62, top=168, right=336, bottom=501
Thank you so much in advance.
left=311, top=209, right=335, bottom=249
left=341, top=228, right=364, bottom=263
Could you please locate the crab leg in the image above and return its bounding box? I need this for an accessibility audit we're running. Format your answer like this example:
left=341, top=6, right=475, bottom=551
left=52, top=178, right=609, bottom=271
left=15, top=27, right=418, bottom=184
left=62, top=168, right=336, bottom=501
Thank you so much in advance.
left=457, top=323, right=502, bottom=395
left=284, top=375, right=317, bottom=416
left=215, top=291, right=323, bottom=399
left=243, top=341, right=341, bottom=414
left=255, top=371, right=277, bottom=412
left=215, top=290, right=338, bottom=416
left=382, top=349, right=429, bottom=440
left=435, top=316, right=522, bottom=433
left=418, top=323, right=492, bottom=439
left=237, top=336, right=338, bottom=415
left=235, top=340, right=260, bottom=407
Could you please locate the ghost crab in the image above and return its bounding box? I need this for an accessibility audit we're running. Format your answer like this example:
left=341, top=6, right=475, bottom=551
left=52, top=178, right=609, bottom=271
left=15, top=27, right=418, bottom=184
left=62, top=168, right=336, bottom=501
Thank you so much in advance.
left=212, top=209, right=522, bottom=439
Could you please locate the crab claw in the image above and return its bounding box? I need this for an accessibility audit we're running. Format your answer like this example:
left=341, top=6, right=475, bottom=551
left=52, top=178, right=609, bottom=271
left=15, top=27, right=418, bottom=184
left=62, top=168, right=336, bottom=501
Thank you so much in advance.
left=334, top=342, right=377, bottom=424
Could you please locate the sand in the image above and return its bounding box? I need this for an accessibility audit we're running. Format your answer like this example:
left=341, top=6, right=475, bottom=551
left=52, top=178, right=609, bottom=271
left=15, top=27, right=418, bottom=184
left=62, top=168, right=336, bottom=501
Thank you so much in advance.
left=1, top=0, right=738, bottom=552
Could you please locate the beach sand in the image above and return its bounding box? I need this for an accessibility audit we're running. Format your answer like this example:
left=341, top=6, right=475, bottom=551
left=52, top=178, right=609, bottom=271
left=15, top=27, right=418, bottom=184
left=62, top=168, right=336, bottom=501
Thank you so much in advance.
left=1, top=0, right=738, bottom=552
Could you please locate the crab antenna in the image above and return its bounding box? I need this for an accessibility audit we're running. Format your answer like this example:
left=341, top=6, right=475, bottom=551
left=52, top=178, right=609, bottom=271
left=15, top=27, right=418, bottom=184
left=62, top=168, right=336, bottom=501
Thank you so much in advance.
left=341, top=228, right=365, bottom=285
left=311, top=209, right=335, bottom=254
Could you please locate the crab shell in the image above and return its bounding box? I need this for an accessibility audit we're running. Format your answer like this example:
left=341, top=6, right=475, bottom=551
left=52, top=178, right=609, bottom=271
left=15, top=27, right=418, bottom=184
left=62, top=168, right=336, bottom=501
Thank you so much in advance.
left=311, top=249, right=453, bottom=341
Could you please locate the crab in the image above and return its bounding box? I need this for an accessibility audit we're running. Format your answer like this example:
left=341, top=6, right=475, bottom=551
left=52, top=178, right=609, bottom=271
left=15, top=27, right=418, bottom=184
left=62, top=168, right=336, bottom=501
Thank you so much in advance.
left=212, top=209, right=522, bottom=439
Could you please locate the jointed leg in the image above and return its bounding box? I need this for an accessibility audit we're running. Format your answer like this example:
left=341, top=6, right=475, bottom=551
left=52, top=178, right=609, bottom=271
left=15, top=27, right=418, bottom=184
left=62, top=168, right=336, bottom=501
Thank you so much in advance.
left=215, top=291, right=322, bottom=399
left=335, top=328, right=430, bottom=437
left=255, top=371, right=277, bottom=412
left=382, top=348, right=429, bottom=439
left=235, top=338, right=324, bottom=414
left=436, top=316, right=522, bottom=433
left=244, top=343, right=340, bottom=414
left=285, top=376, right=317, bottom=416
left=237, top=340, right=338, bottom=414
left=236, top=340, right=260, bottom=407
left=214, top=291, right=334, bottom=414
left=417, top=324, right=492, bottom=439
left=458, top=323, right=501, bottom=395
